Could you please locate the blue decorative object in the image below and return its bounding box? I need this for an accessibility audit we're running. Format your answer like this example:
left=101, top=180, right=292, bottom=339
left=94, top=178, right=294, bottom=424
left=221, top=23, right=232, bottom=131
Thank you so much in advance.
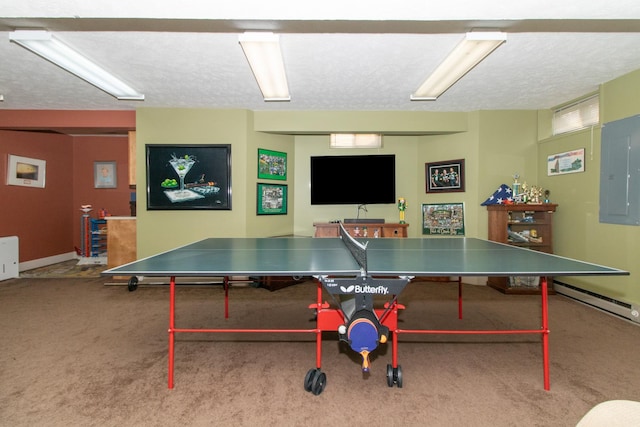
left=481, top=184, right=513, bottom=206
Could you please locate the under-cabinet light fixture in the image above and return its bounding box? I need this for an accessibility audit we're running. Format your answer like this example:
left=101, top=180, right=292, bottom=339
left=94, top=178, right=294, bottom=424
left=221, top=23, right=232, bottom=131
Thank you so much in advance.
left=330, top=134, right=382, bottom=148
left=9, top=30, right=144, bottom=101
left=239, top=32, right=290, bottom=102
left=411, top=31, right=506, bottom=101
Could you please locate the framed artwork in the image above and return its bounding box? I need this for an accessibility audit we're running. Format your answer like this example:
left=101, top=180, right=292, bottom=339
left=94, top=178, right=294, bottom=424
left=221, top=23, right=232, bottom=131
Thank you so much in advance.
left=422, top=203, right=465, bottom=235
left=258, top=148, right=287, bottom=181
left=547, top=148, right=585, bottom=176
left=6, top=154, right=46, bottom=188
left=146, top=144, right=231, bottom=210
left=257, top=183, right=287, bottom=215
left=94, top=161, right=117, bottom=188
left=425, top=159, right=465, bottom=193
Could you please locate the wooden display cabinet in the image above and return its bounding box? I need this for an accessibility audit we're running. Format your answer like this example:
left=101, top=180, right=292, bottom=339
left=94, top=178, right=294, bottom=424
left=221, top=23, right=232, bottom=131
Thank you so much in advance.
left=486, top=204, right=558, bottom=294
left=313, top=222, right=408, bottom=238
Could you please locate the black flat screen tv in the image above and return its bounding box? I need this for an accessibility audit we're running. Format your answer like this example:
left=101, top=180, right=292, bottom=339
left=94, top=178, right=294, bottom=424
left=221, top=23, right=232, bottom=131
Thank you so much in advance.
left=310, top=154, right=396, bottom=205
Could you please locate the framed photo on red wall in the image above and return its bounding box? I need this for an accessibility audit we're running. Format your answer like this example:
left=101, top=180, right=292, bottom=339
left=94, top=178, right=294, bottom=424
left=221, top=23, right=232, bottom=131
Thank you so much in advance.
left=6, top=154, right=46, bottom=188
left=94, top=161, right=117, bottom=188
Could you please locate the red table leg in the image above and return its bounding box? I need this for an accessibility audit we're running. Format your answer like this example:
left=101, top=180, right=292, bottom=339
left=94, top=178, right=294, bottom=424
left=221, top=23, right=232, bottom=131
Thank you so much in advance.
left=541, top=277, right=550, bottom=390
left=224, top=276, right=229, bottom=319
left=168, top=276, right=176, bottom=389
left=458, top=276, right=463, bottom=320
left=315, top=280, right=323, bottom=369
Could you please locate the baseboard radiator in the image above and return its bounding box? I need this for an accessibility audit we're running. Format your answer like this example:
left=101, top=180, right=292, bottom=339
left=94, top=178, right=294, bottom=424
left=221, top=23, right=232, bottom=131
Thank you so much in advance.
left=554, top=280, right=640, bottom=324
left=0, top=236, right=19, bottom=281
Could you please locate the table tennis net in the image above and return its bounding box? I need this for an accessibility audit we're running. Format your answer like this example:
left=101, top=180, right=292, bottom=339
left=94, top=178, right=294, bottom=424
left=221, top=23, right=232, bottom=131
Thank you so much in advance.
left=339, top=222, right=368, bottom=272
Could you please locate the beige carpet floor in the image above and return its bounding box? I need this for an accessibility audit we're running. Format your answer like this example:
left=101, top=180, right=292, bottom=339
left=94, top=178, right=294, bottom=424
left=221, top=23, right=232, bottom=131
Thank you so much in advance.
left=20, top=259, right=108, bottom=279
left=1, top=277, right=639, bottom=426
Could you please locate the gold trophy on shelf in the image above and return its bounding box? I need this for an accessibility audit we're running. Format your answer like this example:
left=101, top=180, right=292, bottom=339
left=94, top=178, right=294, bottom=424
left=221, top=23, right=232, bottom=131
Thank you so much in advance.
left=398, top=197, right=407, bottom=224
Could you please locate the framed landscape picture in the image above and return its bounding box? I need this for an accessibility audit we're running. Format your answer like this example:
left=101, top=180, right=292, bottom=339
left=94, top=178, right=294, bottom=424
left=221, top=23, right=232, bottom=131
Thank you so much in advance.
left=257, top=183, right=287, bottom=215
left=258, top=148, right=287, bottom=180
left=547, top=148, right=585, bottom=176
left=146, top=144, right=231, bottom=210
left=6, top=154, right=46, bottom=188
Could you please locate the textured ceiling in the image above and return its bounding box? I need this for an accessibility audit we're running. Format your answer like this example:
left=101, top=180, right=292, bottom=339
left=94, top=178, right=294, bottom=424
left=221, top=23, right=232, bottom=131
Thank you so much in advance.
left=1, top=1, right=640, bottom=116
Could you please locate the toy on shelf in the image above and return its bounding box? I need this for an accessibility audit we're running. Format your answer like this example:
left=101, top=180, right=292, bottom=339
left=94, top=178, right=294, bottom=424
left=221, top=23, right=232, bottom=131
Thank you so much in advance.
left=397, top=197, right=407, bottom=224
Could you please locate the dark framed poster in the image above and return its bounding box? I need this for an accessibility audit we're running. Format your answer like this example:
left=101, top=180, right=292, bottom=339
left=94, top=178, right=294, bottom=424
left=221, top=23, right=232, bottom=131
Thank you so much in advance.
left=425, top=159, right=465, bottom=193
left=146, top=144, right=231, bottom=210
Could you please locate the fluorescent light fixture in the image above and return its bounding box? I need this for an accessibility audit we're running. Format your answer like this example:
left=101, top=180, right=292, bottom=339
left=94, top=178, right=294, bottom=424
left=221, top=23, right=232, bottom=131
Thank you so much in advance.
left=330, top=134, right=382, bottom=148
left=411, top=31, right=506, bottom=101
left=9, top=30, right=144, bottom=101
left=239, top=32, right=290, bottom=101
left=0, top=94, right=3, bottom=102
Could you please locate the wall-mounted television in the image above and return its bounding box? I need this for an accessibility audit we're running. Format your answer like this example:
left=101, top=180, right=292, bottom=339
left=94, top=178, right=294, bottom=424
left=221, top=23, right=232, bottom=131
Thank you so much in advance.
left=310, top=154, right=396, bottom=205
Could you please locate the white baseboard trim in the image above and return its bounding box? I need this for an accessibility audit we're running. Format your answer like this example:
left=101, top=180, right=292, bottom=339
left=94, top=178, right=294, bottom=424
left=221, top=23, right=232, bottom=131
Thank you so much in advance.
left=554, top=280, right=640, bottom=324
left=20, top=252, right=77, bottom=272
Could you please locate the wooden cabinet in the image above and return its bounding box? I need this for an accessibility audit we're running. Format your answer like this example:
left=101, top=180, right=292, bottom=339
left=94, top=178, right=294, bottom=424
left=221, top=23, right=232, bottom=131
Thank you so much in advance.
left=314, top=222, right=408, bottom=238
left=486, top=204, right=557, bottom=294
left=106, top=217, right=137, bottom=279
left=128, top=130, right=136, bottom=187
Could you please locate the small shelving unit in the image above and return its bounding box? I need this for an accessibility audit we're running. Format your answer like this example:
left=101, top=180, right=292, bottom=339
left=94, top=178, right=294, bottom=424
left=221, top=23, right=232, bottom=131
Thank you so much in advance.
left=90, top=218, right=108, bottom=258
left=486, top=204, right=558, bottom=294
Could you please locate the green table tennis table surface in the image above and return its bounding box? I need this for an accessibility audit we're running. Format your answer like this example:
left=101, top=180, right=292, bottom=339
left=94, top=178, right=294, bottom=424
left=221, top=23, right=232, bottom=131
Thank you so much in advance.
left=102, top=237, right=627, bottom=278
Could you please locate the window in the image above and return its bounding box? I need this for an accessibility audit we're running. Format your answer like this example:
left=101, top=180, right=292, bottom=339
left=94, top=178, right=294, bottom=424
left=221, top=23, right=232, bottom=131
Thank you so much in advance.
left=552, top=95, right=599, bottom=136
left=330, top=134, right=382, bottom=148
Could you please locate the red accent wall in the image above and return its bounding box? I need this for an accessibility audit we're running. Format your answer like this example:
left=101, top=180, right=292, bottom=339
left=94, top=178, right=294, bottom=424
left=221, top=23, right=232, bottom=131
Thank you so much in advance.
left=72, top=135, right=131, bottom=250
left=0, top=130, right=130, bottom=264
left=0, top=130, right=74, bottom=262
left=0, top=110, right=135, bottom=133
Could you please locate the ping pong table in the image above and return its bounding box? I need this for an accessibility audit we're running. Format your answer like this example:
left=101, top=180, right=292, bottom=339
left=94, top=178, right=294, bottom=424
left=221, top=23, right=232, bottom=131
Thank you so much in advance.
left=102, top=223, right=627, bottom=395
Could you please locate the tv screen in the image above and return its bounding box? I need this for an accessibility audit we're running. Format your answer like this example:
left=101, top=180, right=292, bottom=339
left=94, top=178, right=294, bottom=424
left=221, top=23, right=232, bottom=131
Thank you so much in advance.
left=310, top=154, right=396, bottom=205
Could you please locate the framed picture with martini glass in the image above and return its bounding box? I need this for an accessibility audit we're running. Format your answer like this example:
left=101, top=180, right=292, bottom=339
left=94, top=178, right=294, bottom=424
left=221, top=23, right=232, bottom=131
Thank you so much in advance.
left=145, top=144, right=231, bottom=210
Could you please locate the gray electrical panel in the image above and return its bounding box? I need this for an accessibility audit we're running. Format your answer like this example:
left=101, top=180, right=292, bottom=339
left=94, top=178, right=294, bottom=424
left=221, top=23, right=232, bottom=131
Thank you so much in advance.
left=600, top=115, right=640, bottom=225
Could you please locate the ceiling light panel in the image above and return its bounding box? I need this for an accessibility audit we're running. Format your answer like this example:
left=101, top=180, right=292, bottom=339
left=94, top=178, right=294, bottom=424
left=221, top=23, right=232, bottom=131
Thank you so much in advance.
left=411, top=31, right=506, bottom=101
left=9, top=30, right=144, bottom=101
left=239, top=32, right=290, bottom=101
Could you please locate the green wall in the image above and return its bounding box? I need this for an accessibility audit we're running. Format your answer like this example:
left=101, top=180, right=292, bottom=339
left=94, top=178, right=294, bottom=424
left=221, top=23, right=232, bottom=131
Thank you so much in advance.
left=416, top=112, right=482, bottom=237
left=292, top=134, right=424, bottom=237
left=135, top=107, right=538, bottom=245
left=135, top=108, right=295, bottom=256
left=134, top=72, right=638, bottom=306
left=537, top=69, right=640, bottom=307
left=245, top=118, right=296, bottom=237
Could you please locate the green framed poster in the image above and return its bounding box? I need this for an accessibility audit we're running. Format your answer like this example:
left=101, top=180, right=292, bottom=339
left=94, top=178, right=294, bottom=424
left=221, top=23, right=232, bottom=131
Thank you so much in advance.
left=258, top=148, right=287, bottom=180
left=422, top=203, right=465, bottom=235
left=257, top=183, right=287, bottom=215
